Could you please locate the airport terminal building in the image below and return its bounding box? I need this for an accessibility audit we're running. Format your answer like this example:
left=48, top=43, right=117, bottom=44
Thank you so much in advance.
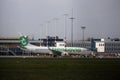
left=0, top=37, right=120, bottom=56
left=68, top=39, right=120, bottom=54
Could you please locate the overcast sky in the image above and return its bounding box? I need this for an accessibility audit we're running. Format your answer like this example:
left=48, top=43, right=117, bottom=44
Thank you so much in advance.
left=0, top=0, right=120, bottom=40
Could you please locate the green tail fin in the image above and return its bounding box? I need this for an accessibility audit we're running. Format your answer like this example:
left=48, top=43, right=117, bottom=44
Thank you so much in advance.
left=19, top=36, right=29, bottom=46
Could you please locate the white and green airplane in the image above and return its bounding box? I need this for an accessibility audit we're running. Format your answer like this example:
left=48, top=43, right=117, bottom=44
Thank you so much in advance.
left=19, top=35, right=90, bottom=56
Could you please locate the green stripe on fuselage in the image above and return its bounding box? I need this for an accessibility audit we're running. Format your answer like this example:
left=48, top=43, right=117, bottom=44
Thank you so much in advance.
left=51, top=47, right=81, bottom=53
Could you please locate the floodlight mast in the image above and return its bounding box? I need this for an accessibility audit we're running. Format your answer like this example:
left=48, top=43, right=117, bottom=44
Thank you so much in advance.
left=64, top=14, right=68, bottom=52
left=53, top=18, right=59, bottom=45
left=69, top=10, right=75, bottom=47
left=81, top=26, right=86, bottom=41
left=46, top=21, right=50, bottom=47
left=40, top=24, right=43, bottom=46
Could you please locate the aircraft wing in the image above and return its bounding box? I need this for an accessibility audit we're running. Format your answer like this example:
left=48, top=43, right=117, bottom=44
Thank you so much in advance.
left=48, top=47, right=68, bottom=56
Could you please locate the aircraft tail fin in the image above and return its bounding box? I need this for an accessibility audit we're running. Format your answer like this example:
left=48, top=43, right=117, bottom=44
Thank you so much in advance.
left=19, top=36, right=29, bottom=47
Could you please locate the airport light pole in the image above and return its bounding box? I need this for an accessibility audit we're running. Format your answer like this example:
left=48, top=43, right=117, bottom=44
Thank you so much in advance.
left=69, top=16, right=75, bottom=47
left=53, top=18, right=59, bottom=45
left=81, top=26, right=86, bottom=41
left=64, top=14, right=68, bottom=52
left=40, top=24, right=43, bottom=46
left=46, top=21, right=50, bottom=47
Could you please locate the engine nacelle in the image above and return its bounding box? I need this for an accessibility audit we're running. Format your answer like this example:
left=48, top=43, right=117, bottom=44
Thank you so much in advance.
left=61, top=51, right=69, bottom=56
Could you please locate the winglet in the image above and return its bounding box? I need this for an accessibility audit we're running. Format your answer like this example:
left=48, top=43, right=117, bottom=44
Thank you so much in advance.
left=18, top=32, right=23, bottom=36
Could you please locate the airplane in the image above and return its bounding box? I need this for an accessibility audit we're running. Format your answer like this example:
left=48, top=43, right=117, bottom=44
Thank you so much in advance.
left=19, top=35, right=91, bottom=56
left=19, top=35, right=52, bottom=54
